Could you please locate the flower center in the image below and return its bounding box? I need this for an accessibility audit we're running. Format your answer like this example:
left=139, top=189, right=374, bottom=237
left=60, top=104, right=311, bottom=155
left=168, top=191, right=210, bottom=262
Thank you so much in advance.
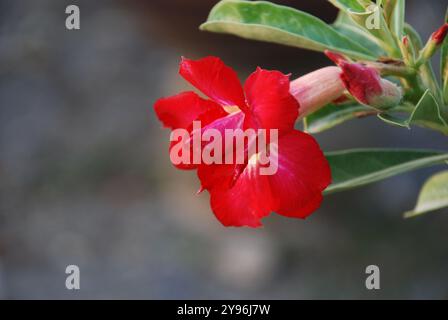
left=223, top=105, right=241, bottom=114
left=247, top=152, right=260, bottom=169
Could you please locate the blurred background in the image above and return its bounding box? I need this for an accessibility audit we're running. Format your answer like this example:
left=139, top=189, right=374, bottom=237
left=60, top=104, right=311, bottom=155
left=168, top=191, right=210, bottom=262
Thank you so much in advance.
left=0, top=0, right=447, bottom=299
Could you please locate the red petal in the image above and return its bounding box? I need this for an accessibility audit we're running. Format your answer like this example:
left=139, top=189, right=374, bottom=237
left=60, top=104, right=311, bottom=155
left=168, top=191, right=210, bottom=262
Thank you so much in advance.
left=154, top=91, right=222, bottom=130
left=243, top=68, right=299, bottom=133
left=171, top=105, right=229, bottom=170
left=199, top=110, right=245, bottom=137
left=200, top=130, right=331, bottom=226
left=208, top=166, right=273, bottom=227
left=171, top=110, right=243, bottom=171
left=179, top=56, right=247, bottom=110
left=155, top=92, right=228, bottom=170
left=196, top=111, right=246, bottom=188
left=168, top=139, right=197, bottom=170
left=198, top=163, right=246, bottom=192
left=268, top=130, right=331, bottom=218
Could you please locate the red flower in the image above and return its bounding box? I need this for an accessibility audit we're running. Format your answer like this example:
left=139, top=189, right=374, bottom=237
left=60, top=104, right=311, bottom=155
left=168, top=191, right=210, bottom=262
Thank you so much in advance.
left=154, top=56, right=331, bottom=227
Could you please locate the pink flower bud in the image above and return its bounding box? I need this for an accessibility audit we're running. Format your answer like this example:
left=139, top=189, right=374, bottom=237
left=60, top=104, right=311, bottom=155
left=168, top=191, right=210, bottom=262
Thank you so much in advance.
left=325, top=51, right=402, bottom=110
left=290, top=66, right=346, bottom=118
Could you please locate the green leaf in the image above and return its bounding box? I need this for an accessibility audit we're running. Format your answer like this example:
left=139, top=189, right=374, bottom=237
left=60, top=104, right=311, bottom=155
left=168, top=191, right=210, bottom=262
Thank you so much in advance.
left=409, top=90, right=448, bottom=131
left=377, top=90, right=448, bottom=134
left=403, top=23, right=422, bottom=51
left=390, top=0, right=405, bottom=38
left=328, top=0, right=399, bottom=56
left=303, top=102, right=373, bottom=134
left=442, top=29, right=448, bottom=105
left=325, top=149, right=448, bottom=194
left=200, top=0, right=376, bottom=60
left=382, top=0, right=396, bottom=26
left=328, top=0, right=371, bottom=13
left=332, top=11, right=385, bottom=56
left=404, top=170, right=448, bottom=218
left=382, top=0, right=405, bottom=38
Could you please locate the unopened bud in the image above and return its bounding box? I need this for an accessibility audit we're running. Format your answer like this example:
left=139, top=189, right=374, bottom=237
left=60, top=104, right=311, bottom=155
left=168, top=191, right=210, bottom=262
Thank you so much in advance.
left=402, top=36, right=409, bottom=47
left=325, top=51, right=402, bottom=110
left=399, top=35, right=414, bottom=65
left=432, top=23, right=448, bottom=45
left=290, top=66, right=346, bottom=118
left=417, top=23, right=448, bottom=66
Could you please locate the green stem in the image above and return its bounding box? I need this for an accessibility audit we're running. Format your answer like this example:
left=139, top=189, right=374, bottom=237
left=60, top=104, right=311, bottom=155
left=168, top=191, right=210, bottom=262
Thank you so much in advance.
left=362, top=61, right=415, bottom=78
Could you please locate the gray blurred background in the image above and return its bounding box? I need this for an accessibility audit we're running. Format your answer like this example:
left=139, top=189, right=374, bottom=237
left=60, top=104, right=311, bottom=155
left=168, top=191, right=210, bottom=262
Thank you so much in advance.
left=0, top=0, right=447, bottom=299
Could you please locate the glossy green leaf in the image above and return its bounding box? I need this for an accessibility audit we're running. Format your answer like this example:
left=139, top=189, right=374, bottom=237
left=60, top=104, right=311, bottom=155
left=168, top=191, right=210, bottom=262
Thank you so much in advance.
left=325, top=149, right=448, bottom=194
left=404, top=171, right=448, bottom=218
left=328, top=0, right=399, bottom=56
left=442, top=28, right=448, bottom=105
left=409, top=90, right=448, bottom=131
left=303, top=102, right=373, bottom=134
left=382, top=0, right=405, bottom=38
left=403, top=23, right=423, bottom=51
left=332, top=11, right=385, bottom=56
left=328, top=0, right=371, bottom=13
left=382, top=0, right=396, bottom=26
left=377, top=90, right=448, bottom=134
left=200, top=0, right=375, bottom=60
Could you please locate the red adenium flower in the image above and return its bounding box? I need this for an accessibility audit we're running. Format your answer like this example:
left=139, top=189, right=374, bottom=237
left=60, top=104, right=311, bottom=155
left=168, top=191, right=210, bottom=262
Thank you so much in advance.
left=154, top=56, right=331, bottom=227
